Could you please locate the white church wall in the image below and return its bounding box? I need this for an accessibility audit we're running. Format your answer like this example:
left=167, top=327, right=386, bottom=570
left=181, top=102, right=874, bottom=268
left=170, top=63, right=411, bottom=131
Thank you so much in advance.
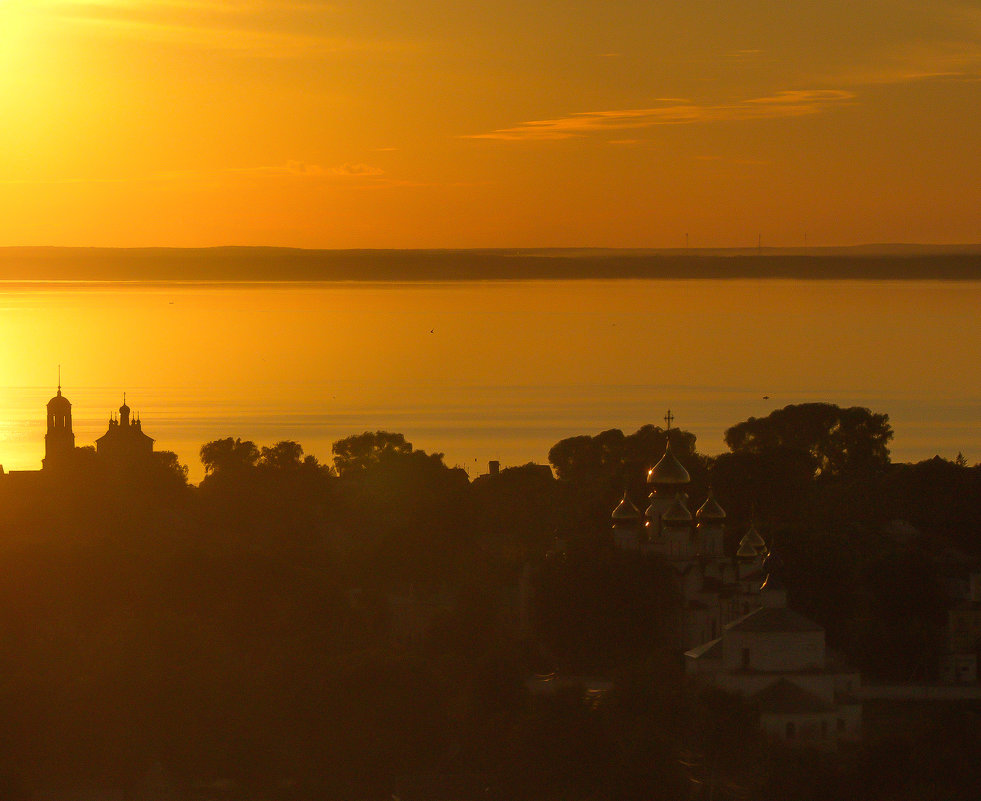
left=723, top=630, right=825, bottom=672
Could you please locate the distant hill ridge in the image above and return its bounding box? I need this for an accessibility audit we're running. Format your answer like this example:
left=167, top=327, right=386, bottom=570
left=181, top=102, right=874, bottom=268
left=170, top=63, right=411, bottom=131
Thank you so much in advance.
left=1, top=245, right=979, bottom=281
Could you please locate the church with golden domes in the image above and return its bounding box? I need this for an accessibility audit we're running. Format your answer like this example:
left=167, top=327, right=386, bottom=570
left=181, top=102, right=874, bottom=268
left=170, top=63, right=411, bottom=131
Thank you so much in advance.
left=611, top=429, right=769, bottom=648
left=615, top=414, right=863, bottom=746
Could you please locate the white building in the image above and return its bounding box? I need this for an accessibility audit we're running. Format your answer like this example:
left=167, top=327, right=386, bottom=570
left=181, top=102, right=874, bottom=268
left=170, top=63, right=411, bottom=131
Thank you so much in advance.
left=685, top=564, right=862, bottom=746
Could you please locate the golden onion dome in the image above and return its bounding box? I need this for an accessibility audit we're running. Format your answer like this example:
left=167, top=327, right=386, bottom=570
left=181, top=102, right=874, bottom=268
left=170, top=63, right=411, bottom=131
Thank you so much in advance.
left=611, top=491, right=641, bottom=521
left=741, top=524, right=767, bottom=554
left=661, top=495, right=692, bottom=525
left=695, top=490, right=726, bottom=522
left=736, top=539, right=759, bottom=558
left=736, top=523, right=767, bottom=556
left=646, top=440, right=691, bottom=486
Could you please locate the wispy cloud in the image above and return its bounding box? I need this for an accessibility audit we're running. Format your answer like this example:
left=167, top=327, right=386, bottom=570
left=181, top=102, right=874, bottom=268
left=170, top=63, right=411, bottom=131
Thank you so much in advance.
left=817, top=13, right=981, bottom=87
left=466, top=90, right=856, bottom=142
left=726, top=49, right=764, bottom=59
left=327, top=163, right=385, bottom=177
left=826, top=53, right=981, bottom=87
left=190, top=161, right=393, bottom=183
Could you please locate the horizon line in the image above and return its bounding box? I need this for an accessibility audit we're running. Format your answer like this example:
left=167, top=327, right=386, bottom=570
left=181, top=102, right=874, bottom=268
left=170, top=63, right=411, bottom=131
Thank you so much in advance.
left=3, top=243, right=981, bottom=254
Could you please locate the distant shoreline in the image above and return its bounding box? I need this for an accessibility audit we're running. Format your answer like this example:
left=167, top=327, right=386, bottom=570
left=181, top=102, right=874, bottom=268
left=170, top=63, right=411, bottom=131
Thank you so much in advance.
left=1, top=246, right=980, bottom=281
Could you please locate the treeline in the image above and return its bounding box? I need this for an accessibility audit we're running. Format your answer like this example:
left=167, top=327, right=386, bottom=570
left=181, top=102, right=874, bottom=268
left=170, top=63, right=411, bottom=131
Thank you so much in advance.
left=0, top=404, right=977, bottom=799
left=546, top=404, right=980, bottom=679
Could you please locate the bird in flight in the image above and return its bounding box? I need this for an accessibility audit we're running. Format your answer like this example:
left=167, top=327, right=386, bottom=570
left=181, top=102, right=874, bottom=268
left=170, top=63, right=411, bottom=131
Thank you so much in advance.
left=762, top=395, right=770, bottom=400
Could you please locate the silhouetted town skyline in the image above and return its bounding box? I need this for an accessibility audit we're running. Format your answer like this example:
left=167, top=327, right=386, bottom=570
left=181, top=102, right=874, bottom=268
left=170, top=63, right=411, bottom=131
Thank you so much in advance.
left=0, top=374, right=978, bottom=800
left=3, top=0, right=979, bottom=797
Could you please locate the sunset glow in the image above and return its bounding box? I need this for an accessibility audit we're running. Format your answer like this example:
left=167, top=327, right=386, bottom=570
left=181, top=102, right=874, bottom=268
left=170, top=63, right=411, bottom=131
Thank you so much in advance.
left=2, top=0, right=979, bottom=247
left=1, top=6, right=981, bottom=796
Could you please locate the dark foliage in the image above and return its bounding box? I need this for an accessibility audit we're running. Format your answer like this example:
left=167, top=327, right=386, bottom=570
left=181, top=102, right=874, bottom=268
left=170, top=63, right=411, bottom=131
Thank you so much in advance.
left=0, top=405, right=974, bottom=799
left=723, top=403, right=893, bottom=478
left=533, top=549, right=680, bottom=673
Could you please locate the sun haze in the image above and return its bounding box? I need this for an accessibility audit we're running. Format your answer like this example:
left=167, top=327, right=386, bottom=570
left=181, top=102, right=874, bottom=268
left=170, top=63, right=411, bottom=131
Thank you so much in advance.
left=1, top=0, right=979, bottom=247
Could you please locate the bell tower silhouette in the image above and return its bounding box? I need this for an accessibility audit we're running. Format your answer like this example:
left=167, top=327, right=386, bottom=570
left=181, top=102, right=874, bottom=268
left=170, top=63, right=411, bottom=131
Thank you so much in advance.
left=43, top=369, right=75, bottom=470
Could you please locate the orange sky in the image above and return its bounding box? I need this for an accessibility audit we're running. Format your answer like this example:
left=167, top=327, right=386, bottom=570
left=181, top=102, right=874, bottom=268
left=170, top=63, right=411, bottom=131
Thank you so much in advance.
left=1, top=0, right=979, bottom=248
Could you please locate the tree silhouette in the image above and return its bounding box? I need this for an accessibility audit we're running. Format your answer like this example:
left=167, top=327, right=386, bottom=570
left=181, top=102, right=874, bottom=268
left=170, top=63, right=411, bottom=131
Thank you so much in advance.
left=258, top=439, right=305, bottom=472
left=724, top=403, right=892, bottom=478
left=200, top=437, right=260, bottom=477
left=332, top=430, right=415, bottom=476
left=548, top=424, right=698, bottom=485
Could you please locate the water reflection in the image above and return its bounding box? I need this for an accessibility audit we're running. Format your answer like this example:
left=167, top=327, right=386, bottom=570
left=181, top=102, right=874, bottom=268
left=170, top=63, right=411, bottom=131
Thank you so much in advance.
left=0, top=280, right=977, bottom=479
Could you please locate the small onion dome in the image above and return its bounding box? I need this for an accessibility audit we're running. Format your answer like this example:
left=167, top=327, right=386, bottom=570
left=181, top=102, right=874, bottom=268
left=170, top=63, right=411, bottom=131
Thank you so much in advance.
left=695, top=490, right=726, bottom=522
left=646, top=440, right=691, bottom=486
left=661, top=495, right=692, bottom=526
left=611, top=491, right=641, bottom=521
left=742, top=524, right=767, bottom=554
left=736, top=539, right=759, bottom=558
left=47, top=388, right=71, bottom=411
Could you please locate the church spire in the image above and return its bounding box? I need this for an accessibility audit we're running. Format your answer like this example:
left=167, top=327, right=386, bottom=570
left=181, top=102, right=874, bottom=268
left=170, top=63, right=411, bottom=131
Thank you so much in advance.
left=44, top=377, right=74, bottom=469
left=119, top=392, right=131, bottom=426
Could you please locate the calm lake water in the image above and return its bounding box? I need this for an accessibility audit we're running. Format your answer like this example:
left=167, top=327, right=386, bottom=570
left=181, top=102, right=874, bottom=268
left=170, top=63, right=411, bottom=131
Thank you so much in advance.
left=0, top=279, right=978, bottom=481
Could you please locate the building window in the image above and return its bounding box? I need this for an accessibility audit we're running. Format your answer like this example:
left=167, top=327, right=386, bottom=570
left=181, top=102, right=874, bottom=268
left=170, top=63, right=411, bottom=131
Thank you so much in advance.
left=837, top=718, right=845, bottom=733
left=786, top=722, right=796, bottom=739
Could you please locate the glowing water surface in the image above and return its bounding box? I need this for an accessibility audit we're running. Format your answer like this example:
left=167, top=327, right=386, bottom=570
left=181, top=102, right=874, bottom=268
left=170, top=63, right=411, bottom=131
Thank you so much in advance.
left=0, top=279, right=977, bottom=481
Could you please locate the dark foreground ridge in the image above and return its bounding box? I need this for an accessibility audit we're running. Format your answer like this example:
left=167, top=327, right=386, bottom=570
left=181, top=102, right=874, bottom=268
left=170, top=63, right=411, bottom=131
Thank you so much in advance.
left=2, top=245, right=981, bottom=281
left=0, top=403, right=978, bottom=800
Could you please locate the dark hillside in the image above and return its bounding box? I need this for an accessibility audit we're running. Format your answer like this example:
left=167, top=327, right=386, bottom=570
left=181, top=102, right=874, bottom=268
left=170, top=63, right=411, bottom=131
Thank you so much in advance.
left=1, top=246, right=979, bottom=282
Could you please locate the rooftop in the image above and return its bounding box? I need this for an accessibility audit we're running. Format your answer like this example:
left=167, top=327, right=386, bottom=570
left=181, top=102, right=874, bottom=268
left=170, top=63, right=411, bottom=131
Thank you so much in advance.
left=684, top=637, right=723, bottom=661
